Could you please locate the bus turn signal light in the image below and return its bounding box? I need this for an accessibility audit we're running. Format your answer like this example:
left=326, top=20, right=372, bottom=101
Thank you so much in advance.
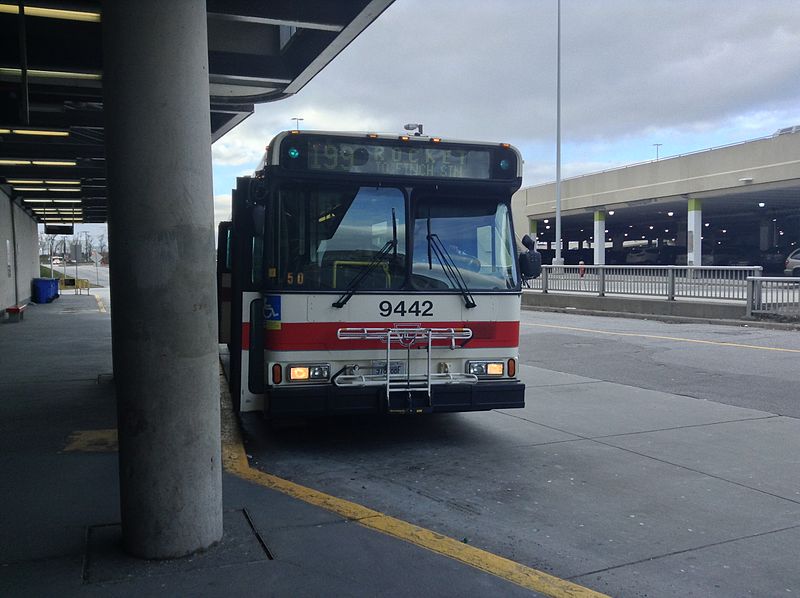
left=288, top=364, right=331, bottom=382
left=467, top=361, right=504, bottom=377
left=507, top=358, right=516, bottom=378
left=272, top=363, right=282, bottom=385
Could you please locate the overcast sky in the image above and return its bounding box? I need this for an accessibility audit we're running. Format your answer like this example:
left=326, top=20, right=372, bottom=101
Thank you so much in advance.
left=68, top=0, right=800, bottom=240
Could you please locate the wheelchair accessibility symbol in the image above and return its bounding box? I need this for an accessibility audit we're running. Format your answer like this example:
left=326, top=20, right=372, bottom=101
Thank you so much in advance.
left=264, top=296, right=281, bottom=329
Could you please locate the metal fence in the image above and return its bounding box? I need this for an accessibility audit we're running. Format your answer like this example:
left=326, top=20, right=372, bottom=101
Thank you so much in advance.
left=746, top=276, right=800, bottom=317
left=524, top=265, right=763, bottom=302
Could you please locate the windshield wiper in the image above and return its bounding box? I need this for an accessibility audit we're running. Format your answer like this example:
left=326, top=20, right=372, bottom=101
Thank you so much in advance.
left=332, top=208, right=398, bottom=309
left=427, top=232, right=477, bottom=309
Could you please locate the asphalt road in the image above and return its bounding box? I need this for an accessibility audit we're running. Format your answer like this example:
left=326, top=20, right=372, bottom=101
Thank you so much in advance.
left=519, top=309, right=800, bottom=418
left=241, top=309, right=800, bottom=597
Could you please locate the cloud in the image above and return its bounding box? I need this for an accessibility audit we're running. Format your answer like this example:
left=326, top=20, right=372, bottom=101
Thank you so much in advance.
left=214, top=193, right=232, bottom=230
left=208, top=0, right=800, bottom=195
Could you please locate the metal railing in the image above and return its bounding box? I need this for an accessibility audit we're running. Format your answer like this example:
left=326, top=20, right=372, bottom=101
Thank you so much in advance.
left=746, top=277, right=800, bottom=317
left=525, top=265, right=763, bottom=302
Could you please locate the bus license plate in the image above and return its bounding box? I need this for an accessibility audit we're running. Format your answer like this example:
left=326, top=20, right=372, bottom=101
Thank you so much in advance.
left=372, top=360, right=404, bottom=376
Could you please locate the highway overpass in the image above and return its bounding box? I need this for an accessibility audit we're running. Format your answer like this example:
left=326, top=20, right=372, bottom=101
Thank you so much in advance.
left=512, top=128, right=800, bottom=268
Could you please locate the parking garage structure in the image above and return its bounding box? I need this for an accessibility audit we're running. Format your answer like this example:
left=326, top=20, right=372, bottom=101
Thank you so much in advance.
left=512, top=129, right=800, bottom=272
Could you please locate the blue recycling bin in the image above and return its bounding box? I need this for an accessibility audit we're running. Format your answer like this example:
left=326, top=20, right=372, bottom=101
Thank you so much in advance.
left=32, top=278, right=59, bottom=303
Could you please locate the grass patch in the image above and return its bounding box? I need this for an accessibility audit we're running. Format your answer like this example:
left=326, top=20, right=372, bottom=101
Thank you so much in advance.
left=38, top=265, right=101, bottom=288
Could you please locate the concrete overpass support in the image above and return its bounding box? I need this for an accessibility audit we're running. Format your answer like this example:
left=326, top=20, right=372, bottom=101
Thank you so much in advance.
left=103, top=0, right=222, bottom=559
left=593, top=210, right=606, bottom=265
left=759, top=219, right=772, bottom=251
left=687, top=199, right=703, bottom=266
left=528, top=218, right=537, bottom=240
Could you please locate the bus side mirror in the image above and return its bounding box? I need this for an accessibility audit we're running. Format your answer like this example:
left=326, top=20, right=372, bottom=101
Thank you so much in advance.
left=519, top=249, right=542, bottom=279
left=252, top=205, right=265, bottom=236
left=521, top=234, right=536, bottom=251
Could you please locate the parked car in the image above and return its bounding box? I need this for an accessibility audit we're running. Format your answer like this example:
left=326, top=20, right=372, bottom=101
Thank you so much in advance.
left=51, top=257, right=63, bottom=266
left=625, top=246, right=660, bottom=265
left=784, top=248, right=800, bottom=277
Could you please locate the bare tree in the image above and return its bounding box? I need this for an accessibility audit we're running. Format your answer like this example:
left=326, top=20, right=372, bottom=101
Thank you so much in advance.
left=82, top=232, right=94, bottom=261
left=38, top=233, right=48, bottom=258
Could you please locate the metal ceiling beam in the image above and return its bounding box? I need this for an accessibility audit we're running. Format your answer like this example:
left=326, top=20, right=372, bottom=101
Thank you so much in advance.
left=206, top=0, right=363, bottom=31
left=0, top=165, right=104, bottom=178
left=208, top=51, right=293, bottom=84
left=0, top=141, right=104, bottom=159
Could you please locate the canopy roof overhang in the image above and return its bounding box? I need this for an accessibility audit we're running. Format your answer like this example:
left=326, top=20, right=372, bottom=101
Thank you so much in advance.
left=0, top=0, right=393, bottom=224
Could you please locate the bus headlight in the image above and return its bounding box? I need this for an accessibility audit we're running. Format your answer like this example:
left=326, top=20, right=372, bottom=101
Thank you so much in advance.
left=466, top=361, right=504, bottom=377
left=288, top=363, right=331, bottom=382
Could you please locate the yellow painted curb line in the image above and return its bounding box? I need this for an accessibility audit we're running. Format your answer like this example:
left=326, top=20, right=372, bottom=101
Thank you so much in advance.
left=219, top=372, right=609, bottom=598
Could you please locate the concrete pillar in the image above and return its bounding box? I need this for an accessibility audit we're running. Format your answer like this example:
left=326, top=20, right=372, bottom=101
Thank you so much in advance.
left=759, top=219, right=771, bottom=251
left=528, top=218, right=537, bottom=238
left=687, top=199, right=702, bottom=266
left=103, top=0, right=222, bottom=559
left=676, top=219, right=687, bottom=250
left=593, top=210, right=606, bottom=265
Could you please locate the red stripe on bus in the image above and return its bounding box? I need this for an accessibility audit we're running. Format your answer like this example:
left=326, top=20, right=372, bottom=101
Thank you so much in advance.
left=241, top=322, right=250, bottom=351
left=263, top=321, right=519, bottom=351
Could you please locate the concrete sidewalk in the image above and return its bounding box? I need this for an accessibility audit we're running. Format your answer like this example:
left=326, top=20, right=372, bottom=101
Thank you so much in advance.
left=0, top=295, right=560, bottom=597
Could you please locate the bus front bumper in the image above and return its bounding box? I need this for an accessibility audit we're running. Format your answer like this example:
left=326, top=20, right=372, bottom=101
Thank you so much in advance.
left=265, top=380, right=525, bottom=417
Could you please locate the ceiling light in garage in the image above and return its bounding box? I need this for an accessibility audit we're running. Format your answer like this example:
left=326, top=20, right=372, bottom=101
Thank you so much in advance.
left=608, top=210, right=615, bottom=215
left=12, top=129, right=69, bottom=137
left=758, top=202, right=766, bottom=208
left=0, top=67, right=101, bottom=81
left=667, top=211, right=674, bottom=217
left=0, top=4, right=100, bottom=22
left=31, top=160, right=77, bottom=167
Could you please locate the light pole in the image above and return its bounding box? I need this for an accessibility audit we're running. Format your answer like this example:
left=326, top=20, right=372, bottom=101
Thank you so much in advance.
left=291, top=117, right=304, bottom=130
left=554, top=0, right=563, bottom=266
left=653, top=143, right=662, bottom=161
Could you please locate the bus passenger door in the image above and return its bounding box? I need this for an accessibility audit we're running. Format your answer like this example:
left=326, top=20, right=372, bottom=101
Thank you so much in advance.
left=216, top=221, right=232, bottom=344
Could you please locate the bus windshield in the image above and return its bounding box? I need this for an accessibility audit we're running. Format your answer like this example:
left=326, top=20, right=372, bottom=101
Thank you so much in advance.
left=265, top=183, right=518, bottom=292
left=268, top=184, right=407, bottom=291
left=411, top=197, right=518, bottom=291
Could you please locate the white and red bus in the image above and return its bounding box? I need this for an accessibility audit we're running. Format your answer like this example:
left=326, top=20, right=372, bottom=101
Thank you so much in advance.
left=219, top=130, right=539, bottom=416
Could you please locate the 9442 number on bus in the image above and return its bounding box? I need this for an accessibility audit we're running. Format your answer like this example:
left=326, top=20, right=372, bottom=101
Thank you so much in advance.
left=378, top=300, right=433, bottom=318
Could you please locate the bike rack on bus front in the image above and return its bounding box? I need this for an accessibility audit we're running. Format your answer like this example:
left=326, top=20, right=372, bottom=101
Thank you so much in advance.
left=334, top=326, right=478, bottom=413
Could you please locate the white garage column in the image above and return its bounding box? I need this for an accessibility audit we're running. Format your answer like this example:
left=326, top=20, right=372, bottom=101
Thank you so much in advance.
left=687, top=198, right=703, bottom=266
left=593, top=210, right=606, bottom=265
left=102, top=0, right=223, bottom=559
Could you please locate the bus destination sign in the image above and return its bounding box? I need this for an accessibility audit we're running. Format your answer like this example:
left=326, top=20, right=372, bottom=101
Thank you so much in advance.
left=282, top=136, right=509, bottom=180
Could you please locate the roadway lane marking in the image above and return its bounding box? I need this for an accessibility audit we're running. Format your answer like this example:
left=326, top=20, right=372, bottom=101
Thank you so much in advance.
left=94, top=294, right=107, bottom=313
left=521, top=322, right=800, bottom=353
left=219, top=373, right=608, bottom=598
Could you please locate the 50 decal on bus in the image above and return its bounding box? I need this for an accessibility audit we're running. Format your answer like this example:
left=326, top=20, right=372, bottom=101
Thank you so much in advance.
left=379, top=300, right=434, bottom=317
